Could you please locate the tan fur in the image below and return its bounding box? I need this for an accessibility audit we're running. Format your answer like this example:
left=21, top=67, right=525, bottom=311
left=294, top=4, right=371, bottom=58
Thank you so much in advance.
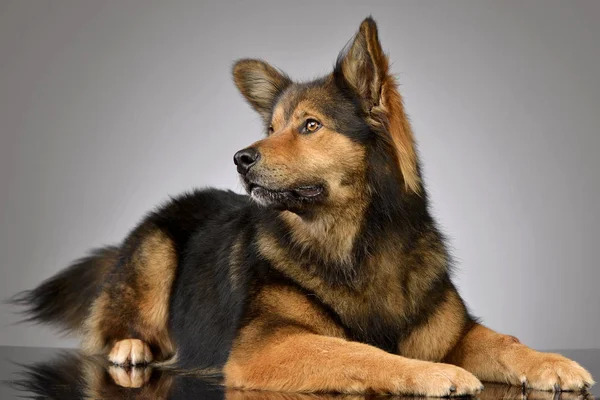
left=225, top=324, right=482, bottom=395
left=83, top=229, right=176, bottom=361
left=381, top=231, right=449, bottom=316
left=398, top=289, right=467, bottom=361
left=233, top=59, right=291, bottom=120
left=83, top=290, right=113, bottom=353
left=445, top=323, right=595, bottom=391
left=339, top=20, right=386, bottom=107
left=225, top=390, right=364, bottom=400
left=251, top=99, right=369, bottom=264
left=252, top=100, right=367, bottom=194
left=254, top=285, right=346, bottom=338
left=379, top=76, right=421, bottom=194
left=256, top=229, right=451, bottom=337
left=256, top=231, right=361, bottom=313
left=279, top=208, right=364, bottom=266
left=340, top=19, right=420, bottom=194
left=136, top=230, right=177, bottom=343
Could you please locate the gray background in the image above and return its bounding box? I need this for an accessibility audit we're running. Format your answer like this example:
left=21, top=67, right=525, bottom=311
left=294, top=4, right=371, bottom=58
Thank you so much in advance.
left=1, top=0, right=599, bottom=350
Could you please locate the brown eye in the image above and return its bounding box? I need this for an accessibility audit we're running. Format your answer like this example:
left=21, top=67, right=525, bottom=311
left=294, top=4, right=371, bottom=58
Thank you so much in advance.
left=268, top=125, right=274, bottom=134
left=302, top=119, right=322, bottom=134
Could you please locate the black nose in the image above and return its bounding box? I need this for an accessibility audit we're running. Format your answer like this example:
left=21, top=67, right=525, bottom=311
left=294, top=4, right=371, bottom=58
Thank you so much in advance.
left=233, top=148, right=260, bottom=174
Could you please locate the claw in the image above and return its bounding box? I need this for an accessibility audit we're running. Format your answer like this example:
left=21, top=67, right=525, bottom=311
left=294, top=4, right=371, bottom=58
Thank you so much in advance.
left=554, top=383, right=562, bottom=392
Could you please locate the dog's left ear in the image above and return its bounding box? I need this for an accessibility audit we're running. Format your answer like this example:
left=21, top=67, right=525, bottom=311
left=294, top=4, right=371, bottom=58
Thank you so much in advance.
left=232, top=59, right=292, bottom=121
left=336, top=17, right=388, bottom=109
left=336, top=17, right=421, bottom=194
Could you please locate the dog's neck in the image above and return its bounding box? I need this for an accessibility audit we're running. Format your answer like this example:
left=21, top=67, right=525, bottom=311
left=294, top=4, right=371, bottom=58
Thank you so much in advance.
left=279, top=205, right=365, bottom=267
left=272, top=184, right=435, bottom=287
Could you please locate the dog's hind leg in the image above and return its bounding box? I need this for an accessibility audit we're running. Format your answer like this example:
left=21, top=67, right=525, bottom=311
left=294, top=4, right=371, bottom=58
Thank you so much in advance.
left=83, top=227, right=177, bottom=365
left=445, top=323, right=594, bottom=391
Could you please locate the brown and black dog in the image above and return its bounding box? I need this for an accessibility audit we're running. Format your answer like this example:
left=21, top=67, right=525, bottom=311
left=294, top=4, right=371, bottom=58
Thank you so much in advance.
left=14, top=17, right=593, bottom=396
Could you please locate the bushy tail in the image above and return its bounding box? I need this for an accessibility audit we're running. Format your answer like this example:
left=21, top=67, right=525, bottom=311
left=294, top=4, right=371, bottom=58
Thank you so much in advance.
left=10, top=246, right=119, bottom=333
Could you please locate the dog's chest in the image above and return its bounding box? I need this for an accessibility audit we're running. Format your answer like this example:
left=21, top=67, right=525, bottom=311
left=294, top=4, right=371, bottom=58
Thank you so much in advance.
left=256, top=231, right=429, bottom=353
left=275, top=259, right=412, bottom=353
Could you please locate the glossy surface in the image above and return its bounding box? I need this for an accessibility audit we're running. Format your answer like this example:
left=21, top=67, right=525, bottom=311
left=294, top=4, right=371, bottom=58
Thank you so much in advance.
left=1, top=346, right=598, bottom=399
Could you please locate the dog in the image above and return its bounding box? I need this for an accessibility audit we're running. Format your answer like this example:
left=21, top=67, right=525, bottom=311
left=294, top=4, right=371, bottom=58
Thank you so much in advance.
left=14, top=17, right=594, bottom=396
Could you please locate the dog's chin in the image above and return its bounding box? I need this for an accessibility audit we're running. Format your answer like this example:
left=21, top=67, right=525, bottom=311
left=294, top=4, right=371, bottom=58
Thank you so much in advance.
left=244, top=180, right=325, bottom=212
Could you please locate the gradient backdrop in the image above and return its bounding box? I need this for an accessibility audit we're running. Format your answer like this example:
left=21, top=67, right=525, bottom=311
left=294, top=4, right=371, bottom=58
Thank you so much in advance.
left=1, top=0, right=599, bottom=350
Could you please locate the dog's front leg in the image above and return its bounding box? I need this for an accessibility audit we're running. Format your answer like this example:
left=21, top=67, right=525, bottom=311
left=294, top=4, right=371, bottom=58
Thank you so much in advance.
left=445, top=322, right=594, bottom=391
left=224, top=326, right=483, bottom=396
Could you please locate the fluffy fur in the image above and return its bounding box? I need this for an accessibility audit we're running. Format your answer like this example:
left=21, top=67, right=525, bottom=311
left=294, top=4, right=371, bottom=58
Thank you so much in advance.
left=13, top=17, right=593, bottom=396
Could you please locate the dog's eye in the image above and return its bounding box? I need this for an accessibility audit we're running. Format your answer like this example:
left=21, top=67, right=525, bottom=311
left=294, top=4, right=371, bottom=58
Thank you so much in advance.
left=268, top=125, right=274, bottom=134
left=301, top=119, right=322, bottom=134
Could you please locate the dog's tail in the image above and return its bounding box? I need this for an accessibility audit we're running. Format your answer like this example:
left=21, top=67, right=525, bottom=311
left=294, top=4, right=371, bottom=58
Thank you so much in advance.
left=10, top=246, right=119, bottom=334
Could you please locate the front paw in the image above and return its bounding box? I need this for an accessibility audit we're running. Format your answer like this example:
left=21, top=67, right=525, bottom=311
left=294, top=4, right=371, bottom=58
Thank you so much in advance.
left=397, top=361, right=484, bottom=397
left=519, top=352, right=594, bottom=392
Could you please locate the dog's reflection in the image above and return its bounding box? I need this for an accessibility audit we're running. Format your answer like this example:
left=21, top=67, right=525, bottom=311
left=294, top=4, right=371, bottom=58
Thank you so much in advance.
left=11, top=351, right=593, bottom=400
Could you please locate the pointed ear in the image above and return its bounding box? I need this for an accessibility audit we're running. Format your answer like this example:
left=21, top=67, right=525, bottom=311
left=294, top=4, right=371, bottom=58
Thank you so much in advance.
left=232, top=59, right=291, bottom=120
left=336, top=17, right=388, bottom=109
left=336, top=17, right=421, bottom=194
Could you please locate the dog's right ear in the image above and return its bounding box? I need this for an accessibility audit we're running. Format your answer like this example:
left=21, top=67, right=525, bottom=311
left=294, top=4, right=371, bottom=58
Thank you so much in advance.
left=232, top=59, right=291, bottom=120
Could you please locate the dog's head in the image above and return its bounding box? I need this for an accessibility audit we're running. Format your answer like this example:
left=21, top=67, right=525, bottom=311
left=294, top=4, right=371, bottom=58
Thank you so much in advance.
left=233, top=18, right=420, bottom=215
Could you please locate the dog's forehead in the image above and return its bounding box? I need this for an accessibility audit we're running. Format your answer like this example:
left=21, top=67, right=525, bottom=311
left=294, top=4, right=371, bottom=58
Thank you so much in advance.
left=272, top=80, right=336, bottom=124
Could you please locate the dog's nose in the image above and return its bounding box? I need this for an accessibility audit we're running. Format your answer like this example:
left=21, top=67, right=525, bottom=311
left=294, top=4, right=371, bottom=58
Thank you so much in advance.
left=233, top=148, right=261, bottom=175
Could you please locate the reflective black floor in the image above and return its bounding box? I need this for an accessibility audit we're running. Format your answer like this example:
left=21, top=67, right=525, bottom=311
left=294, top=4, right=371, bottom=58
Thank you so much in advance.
left=1, top=346, right=598, bottom=399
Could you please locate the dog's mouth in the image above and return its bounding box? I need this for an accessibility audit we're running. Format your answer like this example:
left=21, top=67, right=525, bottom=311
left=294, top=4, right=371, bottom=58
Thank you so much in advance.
left=248, top=182, right=324, bottom=198
left=243, top=179, right=325, bottom=208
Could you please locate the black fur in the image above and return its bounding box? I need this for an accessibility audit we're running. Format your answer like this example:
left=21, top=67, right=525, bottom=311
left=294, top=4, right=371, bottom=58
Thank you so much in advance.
left=10, top=246, right=118, bottom=333
left=13, top=20, right=470, bottom=375
left=168, top=192, right=266, bottom=369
